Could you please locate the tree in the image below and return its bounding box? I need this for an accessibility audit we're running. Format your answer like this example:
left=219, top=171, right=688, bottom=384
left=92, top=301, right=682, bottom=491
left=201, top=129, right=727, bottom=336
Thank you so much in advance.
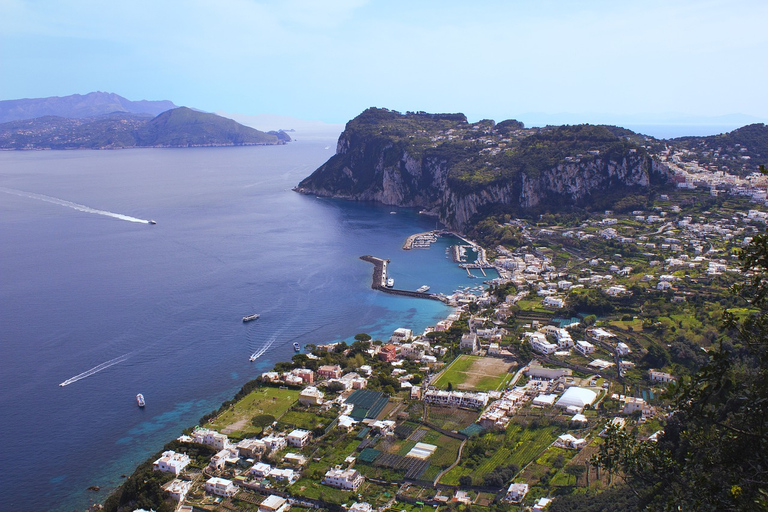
left=251, top=414, right=276, bottom=434
left=594, top=199, right=768, bottom=511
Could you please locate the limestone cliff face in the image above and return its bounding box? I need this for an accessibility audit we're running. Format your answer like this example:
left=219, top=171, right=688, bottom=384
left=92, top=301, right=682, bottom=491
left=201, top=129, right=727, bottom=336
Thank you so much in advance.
left=295, top=108, right=671, bottom=230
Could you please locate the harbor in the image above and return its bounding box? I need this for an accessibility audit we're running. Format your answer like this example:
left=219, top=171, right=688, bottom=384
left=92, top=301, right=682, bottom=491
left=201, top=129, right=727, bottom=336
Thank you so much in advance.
left=359, top=255, right=449, bottom=303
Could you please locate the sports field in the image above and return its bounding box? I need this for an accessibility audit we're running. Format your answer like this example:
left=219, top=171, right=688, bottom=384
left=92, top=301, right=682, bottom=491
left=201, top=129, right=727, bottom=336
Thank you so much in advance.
left=431, top=354, right=515, bottom=392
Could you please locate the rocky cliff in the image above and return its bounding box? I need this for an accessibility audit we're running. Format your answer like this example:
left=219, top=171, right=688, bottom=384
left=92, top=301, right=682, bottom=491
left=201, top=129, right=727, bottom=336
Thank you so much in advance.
left=296, top=108, right=671, bottom=230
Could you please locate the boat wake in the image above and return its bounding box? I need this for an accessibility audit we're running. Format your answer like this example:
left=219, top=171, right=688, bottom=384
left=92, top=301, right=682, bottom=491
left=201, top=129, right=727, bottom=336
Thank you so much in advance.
left=0, top=187, right=152, bottom=224
left=59, top=353, right=130, bottom=387
left=249, top=338, right=275, bottom=361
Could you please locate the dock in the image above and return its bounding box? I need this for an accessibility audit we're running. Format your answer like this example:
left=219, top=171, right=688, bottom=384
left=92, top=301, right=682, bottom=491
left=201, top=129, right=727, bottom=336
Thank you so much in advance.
left=360, top=255, right=449, bottom=303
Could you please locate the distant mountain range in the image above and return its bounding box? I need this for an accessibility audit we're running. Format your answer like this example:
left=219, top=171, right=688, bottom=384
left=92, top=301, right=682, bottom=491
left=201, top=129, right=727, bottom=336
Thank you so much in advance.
left=0, top=93, right=290, bottom=149
left=0, top=92, right=177, bottom=123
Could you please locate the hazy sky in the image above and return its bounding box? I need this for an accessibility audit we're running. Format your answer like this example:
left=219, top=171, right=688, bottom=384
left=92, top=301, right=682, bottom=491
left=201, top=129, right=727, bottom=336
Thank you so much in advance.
left=2, top=0, right=767, bottom=125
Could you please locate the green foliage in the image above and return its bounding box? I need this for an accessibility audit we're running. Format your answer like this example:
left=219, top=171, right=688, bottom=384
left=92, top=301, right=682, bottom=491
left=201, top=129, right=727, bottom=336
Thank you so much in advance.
left=252, top=414, right=276, bottom=433
left=594, top=223, right=768, bottom=511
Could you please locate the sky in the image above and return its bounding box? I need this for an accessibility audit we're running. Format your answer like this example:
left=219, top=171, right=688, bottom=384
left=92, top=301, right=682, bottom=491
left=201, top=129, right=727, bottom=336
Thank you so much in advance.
left=1, top=0, right=767, bottom=127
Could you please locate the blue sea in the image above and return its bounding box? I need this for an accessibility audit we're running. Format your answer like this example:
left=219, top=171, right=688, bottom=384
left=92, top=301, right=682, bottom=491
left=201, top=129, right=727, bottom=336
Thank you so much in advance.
left=0, top=140, right=495, bottom=511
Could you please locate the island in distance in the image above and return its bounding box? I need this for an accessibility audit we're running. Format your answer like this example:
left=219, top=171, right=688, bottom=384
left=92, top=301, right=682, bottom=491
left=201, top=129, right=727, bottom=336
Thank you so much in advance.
left=0, top=92, right=291, bottom=149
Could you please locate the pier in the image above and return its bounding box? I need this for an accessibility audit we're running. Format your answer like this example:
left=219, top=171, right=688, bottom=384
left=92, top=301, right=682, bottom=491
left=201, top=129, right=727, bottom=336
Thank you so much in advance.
left=360, top=255, right=449, bottom=303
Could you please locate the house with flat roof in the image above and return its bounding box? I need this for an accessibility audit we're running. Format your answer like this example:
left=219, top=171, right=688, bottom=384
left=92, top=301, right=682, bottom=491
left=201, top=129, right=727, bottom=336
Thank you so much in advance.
left=204, top=477, right=238, bottom=497
left=153, top=450, right=190, bottom=475
left=322, top=468, right=364, bottom=490
left=259, top=495, right=289, bottom=512
left=286, top=429, right=311, bottom=448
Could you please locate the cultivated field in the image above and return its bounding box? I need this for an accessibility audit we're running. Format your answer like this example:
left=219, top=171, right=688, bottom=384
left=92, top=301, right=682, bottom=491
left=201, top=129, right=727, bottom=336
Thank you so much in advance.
left=432, top=354, right=515, bottom=391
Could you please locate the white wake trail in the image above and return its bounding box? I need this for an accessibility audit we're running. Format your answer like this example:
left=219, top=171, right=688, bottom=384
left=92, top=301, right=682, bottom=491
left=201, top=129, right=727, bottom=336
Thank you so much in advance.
left=59, top=353, right=130, bottom=387
left=0, top=187, right=151, bottom=224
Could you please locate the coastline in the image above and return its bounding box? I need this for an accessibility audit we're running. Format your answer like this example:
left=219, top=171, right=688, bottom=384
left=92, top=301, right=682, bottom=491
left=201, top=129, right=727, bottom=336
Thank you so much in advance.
left=102, top=231, right=485, bottom=511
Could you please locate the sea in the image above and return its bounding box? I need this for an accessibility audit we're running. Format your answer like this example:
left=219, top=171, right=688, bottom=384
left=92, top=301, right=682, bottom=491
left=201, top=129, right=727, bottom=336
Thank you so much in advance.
left=0, top=138, right=497, bottom=511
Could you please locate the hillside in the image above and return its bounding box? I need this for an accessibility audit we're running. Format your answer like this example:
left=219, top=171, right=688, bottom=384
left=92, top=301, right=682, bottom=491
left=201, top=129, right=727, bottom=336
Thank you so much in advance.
left=666, top=123, right=768, bottom=177
left=0, top=92, right=177, bottom=123
left=0, top=108, right=289, bottom=149
left=295, top=108, right=670, bottom=230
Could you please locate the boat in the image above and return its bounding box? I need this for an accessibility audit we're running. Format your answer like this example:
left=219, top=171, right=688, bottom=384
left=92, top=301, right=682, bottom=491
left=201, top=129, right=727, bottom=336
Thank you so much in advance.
left=417, top=285, right=430, bottom=293
left=293, top=342, right=301, bottom=351
left=386, top=278, right=395, bottom=288
left=148, top=220, right=156, bottom=225
left=249, top=354, right=257, bottom=362
left=136, top=394, right=145, bottom=407
left=243, top=313, right=260, bottom=322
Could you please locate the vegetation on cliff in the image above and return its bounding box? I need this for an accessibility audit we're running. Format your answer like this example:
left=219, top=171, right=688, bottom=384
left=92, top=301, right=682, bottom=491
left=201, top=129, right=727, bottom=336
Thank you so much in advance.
left=296, top=108, right=665, bottom=230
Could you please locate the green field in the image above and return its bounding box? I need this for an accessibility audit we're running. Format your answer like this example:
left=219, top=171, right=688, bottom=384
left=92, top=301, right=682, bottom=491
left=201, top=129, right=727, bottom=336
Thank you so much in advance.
left=205, top=386, right=299, bottom=436
left=431, top=355, right=514, bottom=392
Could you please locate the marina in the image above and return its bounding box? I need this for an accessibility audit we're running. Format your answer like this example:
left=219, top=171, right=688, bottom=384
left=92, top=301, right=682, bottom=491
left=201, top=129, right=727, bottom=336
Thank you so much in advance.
left=360, top=255, right=449, bottom=303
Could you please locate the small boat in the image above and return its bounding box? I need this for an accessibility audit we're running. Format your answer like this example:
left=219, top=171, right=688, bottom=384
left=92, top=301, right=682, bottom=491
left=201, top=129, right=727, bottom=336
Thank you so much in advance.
left=243, top=313, right=260, bottom=322
left=293, top=342, right=301, bottom=351
left=249, top=354, right=257, bottom=362
left=417, top=285, right=430, bottom=293
left=148, top=220, right=156, bottom=225
left=386, top=278, right=395, bottom=288
left=136, top=394, right=145, bottom=407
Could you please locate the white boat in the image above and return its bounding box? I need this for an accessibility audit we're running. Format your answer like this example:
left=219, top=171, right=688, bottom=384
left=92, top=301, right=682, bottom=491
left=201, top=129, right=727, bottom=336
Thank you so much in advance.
left=148, top=220, right=156, bottom=225
left=293, top=342, right=301, bottom=351
left=416, top=285, right=430, bottom=293
left=249, top=354, right=257, bottom=362
left=243, top=313, right=260, bottom=322
left=386, top=278, right=395, bottom=288
left=136, top=394, right=145, bottom=407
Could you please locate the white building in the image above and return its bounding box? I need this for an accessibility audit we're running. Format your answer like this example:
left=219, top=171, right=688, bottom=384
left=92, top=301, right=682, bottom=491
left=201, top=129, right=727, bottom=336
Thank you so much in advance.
left=527, top=332, right=557, bottom=355
left=616, top=342, right=631, bottom=356
left=153, top=450, right=191, bottom=475
left=165, top=479, right=192, bottom=502
left=543, top=296, right=565, bottom=309
left=298, top=386, right=324, bottom=406
left=251, top=462, right=272, bottom=478
left=554, top=433, right=587, bottom=450
left=261, top=434, right=287, bottom=452
left=574, top=340, right=594, bottom=356
left=191, top=428, right=230, bottom=450
left=204, top=477, right=238, bottom=497
left=286, top=429, right=311, bottom=448
left=649, top=369, right=675, bottom=383
left=423, top=389, right=490, bottom=409
left=504, top=483, right=529, bottom=503
left=322, top=468, right=364, bottom=490
left=460, top=333, right=479, bottom=353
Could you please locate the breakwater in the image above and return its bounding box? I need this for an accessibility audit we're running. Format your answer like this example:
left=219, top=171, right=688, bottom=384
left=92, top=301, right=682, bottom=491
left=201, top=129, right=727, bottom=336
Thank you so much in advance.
left=360, top=255, right=449, bottom=303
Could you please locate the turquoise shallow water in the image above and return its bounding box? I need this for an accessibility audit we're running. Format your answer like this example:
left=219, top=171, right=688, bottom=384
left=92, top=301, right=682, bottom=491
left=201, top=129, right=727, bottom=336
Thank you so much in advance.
left=0, top=140, right=494, bottom=511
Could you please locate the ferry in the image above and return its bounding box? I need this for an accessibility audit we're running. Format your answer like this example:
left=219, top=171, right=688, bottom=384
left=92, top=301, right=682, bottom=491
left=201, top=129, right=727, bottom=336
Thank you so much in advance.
left=416, top=285, right=430, bottom=293
left=136, top=394, right=145, bottom=407
left=148, top=220, right=156, bottom=225
left=293, top=342, right=301, bottom=352
left=243, top=313, right=260, bottom=322
left=386, top=278, right=395, bottom=288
